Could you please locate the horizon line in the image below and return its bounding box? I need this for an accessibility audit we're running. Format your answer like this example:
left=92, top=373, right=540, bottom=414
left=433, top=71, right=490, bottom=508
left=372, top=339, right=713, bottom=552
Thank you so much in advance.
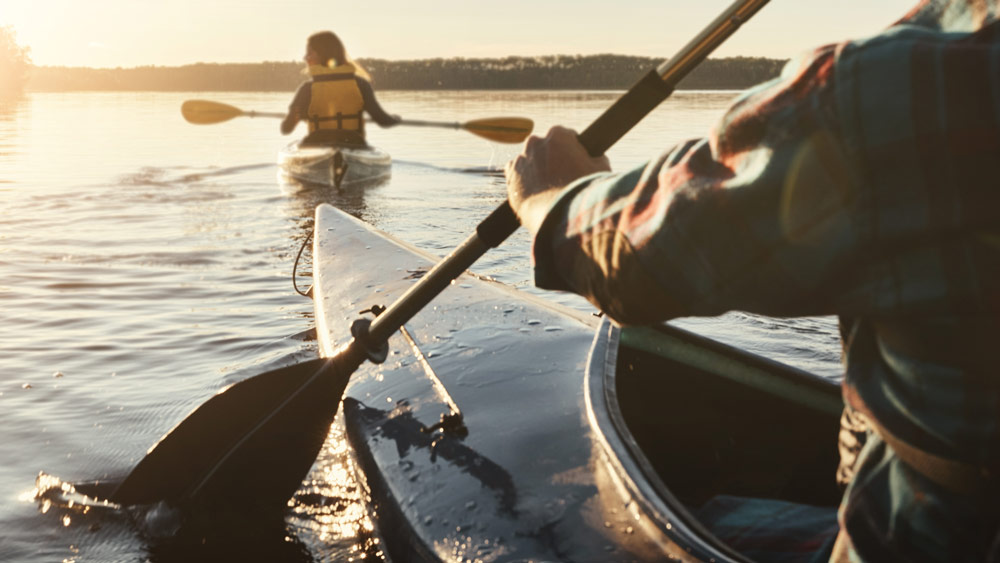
left=29, top=52, right=791, bottom=71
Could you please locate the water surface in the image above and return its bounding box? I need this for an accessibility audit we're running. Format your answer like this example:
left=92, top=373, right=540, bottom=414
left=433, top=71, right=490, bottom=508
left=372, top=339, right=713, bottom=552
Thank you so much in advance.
left=0, top=90, right=841, bottom=561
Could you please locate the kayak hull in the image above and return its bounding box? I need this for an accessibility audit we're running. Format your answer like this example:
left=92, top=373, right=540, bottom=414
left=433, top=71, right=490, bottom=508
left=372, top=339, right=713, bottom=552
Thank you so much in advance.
left=278, top=141, right=391, bottom=189
left=312, top=202, right=843, bottom=561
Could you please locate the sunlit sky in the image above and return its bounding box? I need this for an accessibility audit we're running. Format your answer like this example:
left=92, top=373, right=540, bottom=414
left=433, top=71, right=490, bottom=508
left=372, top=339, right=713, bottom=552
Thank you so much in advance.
left=5, top=0, right=915, bottom=68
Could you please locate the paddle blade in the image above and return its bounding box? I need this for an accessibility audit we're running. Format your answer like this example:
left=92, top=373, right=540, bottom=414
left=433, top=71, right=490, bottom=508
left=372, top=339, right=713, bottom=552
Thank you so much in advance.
left=110, top=352, right=361, bottom=513
left=181, top=99, right=245, bottom=125
left=461, top=117, right=534, bottom=143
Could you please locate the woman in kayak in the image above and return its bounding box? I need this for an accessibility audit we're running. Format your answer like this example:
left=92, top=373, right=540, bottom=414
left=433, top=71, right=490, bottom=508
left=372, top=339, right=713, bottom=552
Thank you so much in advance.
left=505, top=1, right=1000, bottom=561
left=281, top=31, right=400, bottom=146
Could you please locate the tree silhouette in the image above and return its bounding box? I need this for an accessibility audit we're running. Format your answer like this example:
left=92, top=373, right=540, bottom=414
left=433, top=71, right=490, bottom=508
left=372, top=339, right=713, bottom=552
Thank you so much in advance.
left=0, top=26, right=32, bottom=97
left=26, top=55, right=786, bottom=93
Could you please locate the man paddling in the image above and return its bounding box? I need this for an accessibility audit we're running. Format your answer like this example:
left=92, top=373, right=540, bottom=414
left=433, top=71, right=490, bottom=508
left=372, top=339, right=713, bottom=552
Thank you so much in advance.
left=282, top=31, right=400, bottom=146
left=506, top=1, right=1000, bottom=561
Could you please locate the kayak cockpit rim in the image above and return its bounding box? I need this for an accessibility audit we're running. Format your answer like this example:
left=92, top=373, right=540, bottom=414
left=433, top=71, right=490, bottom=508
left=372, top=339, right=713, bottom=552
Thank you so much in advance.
left=585, top=319, right=749, bottom=561
left=585, top=317, right=845, bottom=562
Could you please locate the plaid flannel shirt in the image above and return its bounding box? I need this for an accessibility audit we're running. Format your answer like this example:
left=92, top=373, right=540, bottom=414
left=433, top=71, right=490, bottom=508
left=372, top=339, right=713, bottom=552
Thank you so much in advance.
left=531, top=1, right=1000, bottom=560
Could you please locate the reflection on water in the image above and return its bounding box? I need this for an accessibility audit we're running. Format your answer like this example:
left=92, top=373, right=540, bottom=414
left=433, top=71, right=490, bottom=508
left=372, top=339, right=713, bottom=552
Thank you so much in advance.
left=0, top=96, right=25, bottom=118
left=0, top=95, right=27, bottom=175
left=279, top=175, right=379, bottom=221
left=0, top=90, right=841, bottom=563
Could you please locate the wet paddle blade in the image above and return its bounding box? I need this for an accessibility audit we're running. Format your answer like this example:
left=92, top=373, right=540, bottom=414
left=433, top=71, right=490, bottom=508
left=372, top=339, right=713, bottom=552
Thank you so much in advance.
left=461, top=117, right=534, bottom=143
left=111, top=354, right=359, bottom=512
left=181, top=100, right=245, bottom=125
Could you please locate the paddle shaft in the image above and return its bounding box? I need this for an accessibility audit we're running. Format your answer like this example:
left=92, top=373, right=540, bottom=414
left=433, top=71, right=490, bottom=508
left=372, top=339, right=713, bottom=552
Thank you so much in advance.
left=367, top=203, right=515, bottom=343
left=398, top=118, right=464, bottom=130
left=244, top=116, right=458, bottom=127
left=246, top=110, right=285, bottom=119
left=398, top=118, right=529, bottom=132
left=579, top=0, right=769, bottom=156
left=364, top=0, right=769, bottom=344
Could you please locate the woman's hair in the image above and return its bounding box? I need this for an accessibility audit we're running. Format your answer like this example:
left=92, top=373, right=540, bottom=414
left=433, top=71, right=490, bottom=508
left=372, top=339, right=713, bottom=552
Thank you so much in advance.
left=307, top=31, right=346, bottom=67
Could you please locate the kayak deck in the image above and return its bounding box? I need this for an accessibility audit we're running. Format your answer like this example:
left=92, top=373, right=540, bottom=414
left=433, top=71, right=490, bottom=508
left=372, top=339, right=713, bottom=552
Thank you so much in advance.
left=312, top=203, right=674, bottom=560
left=311, top=202, right=843, bottom=561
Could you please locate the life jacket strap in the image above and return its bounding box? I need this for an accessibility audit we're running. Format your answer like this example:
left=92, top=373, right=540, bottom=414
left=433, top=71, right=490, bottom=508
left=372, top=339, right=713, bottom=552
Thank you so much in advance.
left=309, top=112, right=364, bottom=129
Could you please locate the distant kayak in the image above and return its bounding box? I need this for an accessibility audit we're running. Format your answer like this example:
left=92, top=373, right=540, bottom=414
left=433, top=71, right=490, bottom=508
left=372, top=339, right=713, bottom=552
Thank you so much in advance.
left=278, top=141, right=391, bottom=189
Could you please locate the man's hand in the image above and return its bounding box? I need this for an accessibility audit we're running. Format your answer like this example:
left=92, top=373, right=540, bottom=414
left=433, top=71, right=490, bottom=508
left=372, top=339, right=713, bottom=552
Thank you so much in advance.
left=505, top=126, right=610, bottom=234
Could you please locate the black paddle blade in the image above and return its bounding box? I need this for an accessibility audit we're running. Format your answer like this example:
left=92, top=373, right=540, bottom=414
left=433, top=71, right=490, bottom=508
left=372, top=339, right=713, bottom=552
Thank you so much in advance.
left=111, top=351, right=361, bottom=513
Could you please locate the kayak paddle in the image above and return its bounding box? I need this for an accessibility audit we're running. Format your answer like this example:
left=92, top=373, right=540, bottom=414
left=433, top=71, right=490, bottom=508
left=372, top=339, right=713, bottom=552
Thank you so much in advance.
left=112, top=0, right=770, bottom=514
left=396, top=117, right=534, bottom=144
left=180, top=99, right=533, bottom=143
left=180, top=99, right=284, bottom=124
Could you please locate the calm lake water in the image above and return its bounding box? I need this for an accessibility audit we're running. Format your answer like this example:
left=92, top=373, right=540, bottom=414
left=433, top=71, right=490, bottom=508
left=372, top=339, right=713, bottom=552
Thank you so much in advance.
left=0, top=90, right=842, bottom=562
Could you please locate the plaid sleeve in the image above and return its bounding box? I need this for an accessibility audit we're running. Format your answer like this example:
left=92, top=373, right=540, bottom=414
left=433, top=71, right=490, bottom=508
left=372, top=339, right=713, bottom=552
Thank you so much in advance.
left=533, top=14, right=1000, bottom=326
left=532, top=45, right=855, bottom=324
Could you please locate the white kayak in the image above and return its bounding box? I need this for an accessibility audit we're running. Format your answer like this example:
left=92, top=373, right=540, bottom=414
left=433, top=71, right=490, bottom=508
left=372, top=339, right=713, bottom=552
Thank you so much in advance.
left=278, top=141, right=391, bottom=189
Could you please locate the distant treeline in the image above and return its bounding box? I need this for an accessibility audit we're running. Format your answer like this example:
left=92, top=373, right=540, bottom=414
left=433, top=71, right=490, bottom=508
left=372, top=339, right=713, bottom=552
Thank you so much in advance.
left=27, top=54, right=786, bottom=92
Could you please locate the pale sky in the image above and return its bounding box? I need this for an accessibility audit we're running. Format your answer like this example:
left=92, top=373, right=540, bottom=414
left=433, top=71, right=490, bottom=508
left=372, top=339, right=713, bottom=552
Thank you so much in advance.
left=4, top=0, right=916, bottom=68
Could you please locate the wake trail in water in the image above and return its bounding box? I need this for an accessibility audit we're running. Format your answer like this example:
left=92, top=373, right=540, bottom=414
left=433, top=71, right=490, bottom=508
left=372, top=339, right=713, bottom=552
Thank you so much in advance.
left=174, top=163, right=275, bottom=183
left=117, top=163, right=276, bottom=187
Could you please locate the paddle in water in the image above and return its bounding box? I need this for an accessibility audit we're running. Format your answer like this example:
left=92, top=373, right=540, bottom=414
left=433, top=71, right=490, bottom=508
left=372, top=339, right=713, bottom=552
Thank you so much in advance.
left=109, top=0, right=770, bottom=516
left=180, top=99, right=533, bottom=144
left=110, top=357, right=357, bottom=510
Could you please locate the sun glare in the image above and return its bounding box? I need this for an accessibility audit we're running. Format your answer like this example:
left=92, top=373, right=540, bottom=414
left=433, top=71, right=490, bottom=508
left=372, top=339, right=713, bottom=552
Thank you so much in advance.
left=4, top=0, right=917, bottom=69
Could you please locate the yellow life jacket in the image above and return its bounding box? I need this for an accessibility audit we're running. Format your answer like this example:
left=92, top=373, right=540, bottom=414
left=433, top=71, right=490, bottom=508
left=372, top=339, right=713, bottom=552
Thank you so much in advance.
left=306, top=63, right=365, bottom=134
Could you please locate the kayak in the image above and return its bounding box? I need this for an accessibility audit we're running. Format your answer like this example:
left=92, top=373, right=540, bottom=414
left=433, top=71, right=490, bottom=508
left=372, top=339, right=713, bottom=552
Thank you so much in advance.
left=312, top=202, right=845, bottom=562
left=278, top=141, right=391, bottom=189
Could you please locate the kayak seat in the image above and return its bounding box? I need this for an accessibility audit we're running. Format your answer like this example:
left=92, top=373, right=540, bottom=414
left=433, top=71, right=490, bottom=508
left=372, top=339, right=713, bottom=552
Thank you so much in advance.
left=695, top=494, right=838, bottom=563
left=615, top=340, right=843, bottom=508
